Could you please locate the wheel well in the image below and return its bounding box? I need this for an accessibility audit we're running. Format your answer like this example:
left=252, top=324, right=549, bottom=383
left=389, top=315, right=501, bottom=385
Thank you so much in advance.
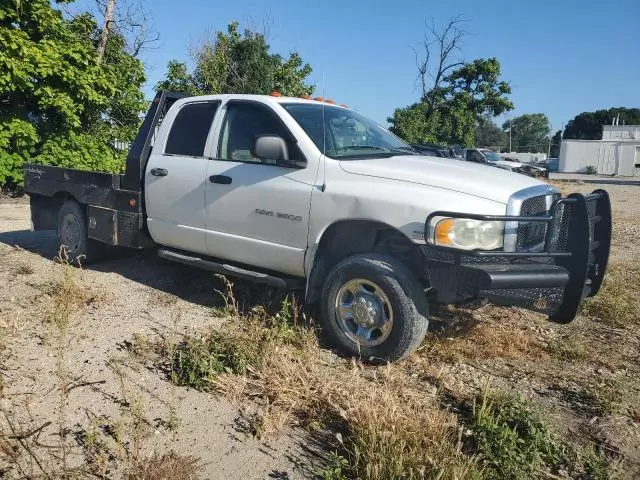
left=306, top=220, right=426, bottom=304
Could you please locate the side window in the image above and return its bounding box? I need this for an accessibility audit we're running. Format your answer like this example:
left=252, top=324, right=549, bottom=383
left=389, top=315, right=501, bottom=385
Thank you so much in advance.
left=467, top=150, right=485, bottom=163
left=218, top=102, right=302, bottom=163
left=165, top=102, right=219, bottom=157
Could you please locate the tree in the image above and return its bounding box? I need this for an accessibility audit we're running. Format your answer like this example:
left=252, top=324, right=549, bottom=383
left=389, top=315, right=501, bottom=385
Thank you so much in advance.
left=476, top=115, right=507, bottom=150
left=156, top=22, right=313, bottom=97
left=0, top=0, right=146, bottom=188
left=550, top=130, right=562, bottom=158
left=563, top=108, right=640, bottom=140
left=96, top=0, right=116, bottom=62
left=389, top=58, right=513, bottom=146
left=502, top=113, right=550, bottom=153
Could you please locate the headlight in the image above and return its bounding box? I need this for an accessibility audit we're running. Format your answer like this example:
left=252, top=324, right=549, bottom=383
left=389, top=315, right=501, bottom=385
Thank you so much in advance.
left=431, top=218, right=504, bottom=250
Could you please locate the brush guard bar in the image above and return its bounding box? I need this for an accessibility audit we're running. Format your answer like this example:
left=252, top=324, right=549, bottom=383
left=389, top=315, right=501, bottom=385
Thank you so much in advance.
left=422, top=189, right=612, bottom=323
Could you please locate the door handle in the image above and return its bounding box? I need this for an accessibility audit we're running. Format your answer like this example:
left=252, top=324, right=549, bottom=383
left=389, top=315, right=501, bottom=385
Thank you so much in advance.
left=209, top=175, right=232, bottom=185
left=150, top=168, right=168, bottom=177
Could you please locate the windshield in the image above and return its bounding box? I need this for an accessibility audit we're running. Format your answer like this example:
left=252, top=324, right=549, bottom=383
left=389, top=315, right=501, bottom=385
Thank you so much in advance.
left=282, top=103, right=414, bottom=158
left=480, top=150, right=502, bottom=162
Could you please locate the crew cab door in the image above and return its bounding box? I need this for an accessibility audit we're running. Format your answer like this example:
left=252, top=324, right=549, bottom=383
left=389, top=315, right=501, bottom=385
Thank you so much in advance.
left=204, top=100, right=316, bottom=277
left=145, top=100, right=220, bottom=255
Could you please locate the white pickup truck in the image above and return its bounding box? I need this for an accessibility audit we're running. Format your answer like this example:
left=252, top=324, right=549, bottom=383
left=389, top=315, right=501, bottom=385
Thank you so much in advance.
left=24, top=91, right=612, bottom=362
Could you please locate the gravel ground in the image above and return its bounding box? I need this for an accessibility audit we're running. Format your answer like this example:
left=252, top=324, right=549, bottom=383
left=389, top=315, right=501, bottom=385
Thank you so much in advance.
left=0, top=181, right=639, bottom=478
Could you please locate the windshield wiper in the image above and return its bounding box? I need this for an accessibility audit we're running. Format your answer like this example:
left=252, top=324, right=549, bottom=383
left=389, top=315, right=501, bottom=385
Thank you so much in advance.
left=389, top=146, right=419, bottom=155
left=338, top=145, right=390, bottom=151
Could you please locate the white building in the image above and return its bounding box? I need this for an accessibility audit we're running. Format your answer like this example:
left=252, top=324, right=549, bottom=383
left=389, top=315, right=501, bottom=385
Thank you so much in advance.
left=559, top=125, right=640, bottom=176
left=500, top=152, right=547, bottom=164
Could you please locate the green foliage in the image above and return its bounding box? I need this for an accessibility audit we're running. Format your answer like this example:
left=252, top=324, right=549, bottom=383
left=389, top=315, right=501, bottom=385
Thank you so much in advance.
left=156, top=22, right=313, bottom=97
left=34, top=131, right=126, bottom=173
left=470, top=391, right=568, bottom=479
left=564, top=108, right=640, bottom=140
left=0, top=117, right=37, bottom=186
left=476, top=115, right=507, bottom=150
left=550, top=129, right=562, bottom=158
left=316, top=452, right=350, bottom=480
left=502, top=113, right=550, bottom=153
left=389, top=58, right=512, bottom=147
left=0, top=0, right=145, bottom=189
left=155, top=60, right=201, bottom=96
left=585, top=165, right=598, bottom=175
left=469, top=391, right=613, bottom=479
left=172, top=329, right=260, bottom=391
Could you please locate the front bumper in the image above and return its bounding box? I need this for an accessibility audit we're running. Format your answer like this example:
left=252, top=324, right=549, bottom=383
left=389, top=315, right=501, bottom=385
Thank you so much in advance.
left=421, top=189, right=612, bottom=323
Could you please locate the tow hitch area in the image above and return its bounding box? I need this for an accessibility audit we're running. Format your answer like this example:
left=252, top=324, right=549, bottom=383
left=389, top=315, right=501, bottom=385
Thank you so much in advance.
left=422, top=189, right=612, bottom=323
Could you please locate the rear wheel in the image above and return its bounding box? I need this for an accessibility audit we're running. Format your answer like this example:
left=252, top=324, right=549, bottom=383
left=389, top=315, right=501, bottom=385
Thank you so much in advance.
left=57, top=200, right=103, bottom=265
left=320, top=253, right=428, bottom=362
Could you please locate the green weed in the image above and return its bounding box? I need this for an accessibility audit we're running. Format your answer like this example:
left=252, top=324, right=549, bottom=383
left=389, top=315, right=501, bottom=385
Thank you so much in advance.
left=171, top=329, right=261, bottom=391
left=546, top=337, right=590, bottom=361
left=470, top=391, right=570, bottom=479
left=582, top=264, right=640, bottom=327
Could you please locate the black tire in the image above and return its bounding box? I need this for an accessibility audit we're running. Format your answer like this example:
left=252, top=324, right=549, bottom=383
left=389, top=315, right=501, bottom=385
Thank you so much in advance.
left=320, top=253, right=428, bottom=363
left=57, top=200, right=104, bottom=265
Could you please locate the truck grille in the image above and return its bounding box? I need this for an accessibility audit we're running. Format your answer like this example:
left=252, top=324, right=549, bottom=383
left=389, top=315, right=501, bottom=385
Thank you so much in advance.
left=516, top=195, right=552, bottom=250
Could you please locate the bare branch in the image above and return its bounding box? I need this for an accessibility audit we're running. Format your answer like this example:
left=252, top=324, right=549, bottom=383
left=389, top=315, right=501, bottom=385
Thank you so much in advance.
left=95, top=0, right=160, bottom=59
left=413, top=15, right=468, bottom=113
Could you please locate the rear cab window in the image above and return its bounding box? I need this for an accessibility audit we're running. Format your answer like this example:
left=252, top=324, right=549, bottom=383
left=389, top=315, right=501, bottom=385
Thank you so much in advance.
left=165, top=102, right=220, bottom=157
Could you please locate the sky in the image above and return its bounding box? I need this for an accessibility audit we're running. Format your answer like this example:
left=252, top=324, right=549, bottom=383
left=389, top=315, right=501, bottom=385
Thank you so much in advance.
left=76, top=0, right=639, bottom=132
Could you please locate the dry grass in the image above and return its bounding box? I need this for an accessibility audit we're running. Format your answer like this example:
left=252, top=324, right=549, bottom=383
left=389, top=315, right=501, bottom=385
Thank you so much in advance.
left=242, top=337, right=479, bottom=479
left=160, top=287, right=479, bottom=479
left=126, top=451, right=201, bottom=480
left=420, top=318, right=547, bottom=363
left=582, top=263, right=640, bottom=327
left=12, top=262, right=34, bottom=275
left=545, top=336, right=590, bottom=362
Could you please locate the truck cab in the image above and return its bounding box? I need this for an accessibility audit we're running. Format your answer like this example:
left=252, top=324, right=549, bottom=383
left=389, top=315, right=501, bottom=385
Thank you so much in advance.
left=24, top=91, right=612, bottom=362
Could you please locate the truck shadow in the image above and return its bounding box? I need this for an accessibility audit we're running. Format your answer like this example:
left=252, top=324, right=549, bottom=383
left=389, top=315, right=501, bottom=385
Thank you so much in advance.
left=0, top=229, right=226, bottom=308
left=0, top=229, right=462, bottom=334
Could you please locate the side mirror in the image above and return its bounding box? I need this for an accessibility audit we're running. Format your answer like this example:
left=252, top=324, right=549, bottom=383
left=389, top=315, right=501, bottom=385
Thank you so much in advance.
left=253, top=135, right=289, bottom=162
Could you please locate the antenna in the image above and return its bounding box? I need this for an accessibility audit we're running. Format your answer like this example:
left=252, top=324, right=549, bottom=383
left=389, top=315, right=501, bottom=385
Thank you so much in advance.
left=320, top=71, right=327, bottom=192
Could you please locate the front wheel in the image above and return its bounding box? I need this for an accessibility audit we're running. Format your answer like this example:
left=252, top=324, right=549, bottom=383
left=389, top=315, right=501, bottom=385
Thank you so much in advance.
left=320, top=253, right=428, bottom=362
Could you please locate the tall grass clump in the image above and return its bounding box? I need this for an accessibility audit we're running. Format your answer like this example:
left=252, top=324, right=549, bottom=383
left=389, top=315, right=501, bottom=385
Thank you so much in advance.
left=582, top=264, right=640, bottom=327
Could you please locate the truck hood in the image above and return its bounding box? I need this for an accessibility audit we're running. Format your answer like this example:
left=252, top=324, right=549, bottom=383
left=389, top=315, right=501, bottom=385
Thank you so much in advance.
left=338, top=155, right=548, bottom=204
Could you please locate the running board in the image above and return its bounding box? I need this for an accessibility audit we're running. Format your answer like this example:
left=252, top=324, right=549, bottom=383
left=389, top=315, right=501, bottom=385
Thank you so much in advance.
left=157, top=248, right=305, bottom=289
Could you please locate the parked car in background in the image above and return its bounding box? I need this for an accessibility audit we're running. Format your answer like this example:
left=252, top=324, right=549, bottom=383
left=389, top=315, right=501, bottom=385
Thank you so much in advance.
left=465, top=148, right=546, bottom=177
left=465, top=148, right=525, bottom=172
left=502, top=157, right=548, bottom=178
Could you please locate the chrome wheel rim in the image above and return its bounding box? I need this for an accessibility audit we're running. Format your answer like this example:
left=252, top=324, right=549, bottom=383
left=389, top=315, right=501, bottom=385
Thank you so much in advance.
left=60, top=214, right=82, bottom=253
left=334, top=278, right=393, bottom=347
